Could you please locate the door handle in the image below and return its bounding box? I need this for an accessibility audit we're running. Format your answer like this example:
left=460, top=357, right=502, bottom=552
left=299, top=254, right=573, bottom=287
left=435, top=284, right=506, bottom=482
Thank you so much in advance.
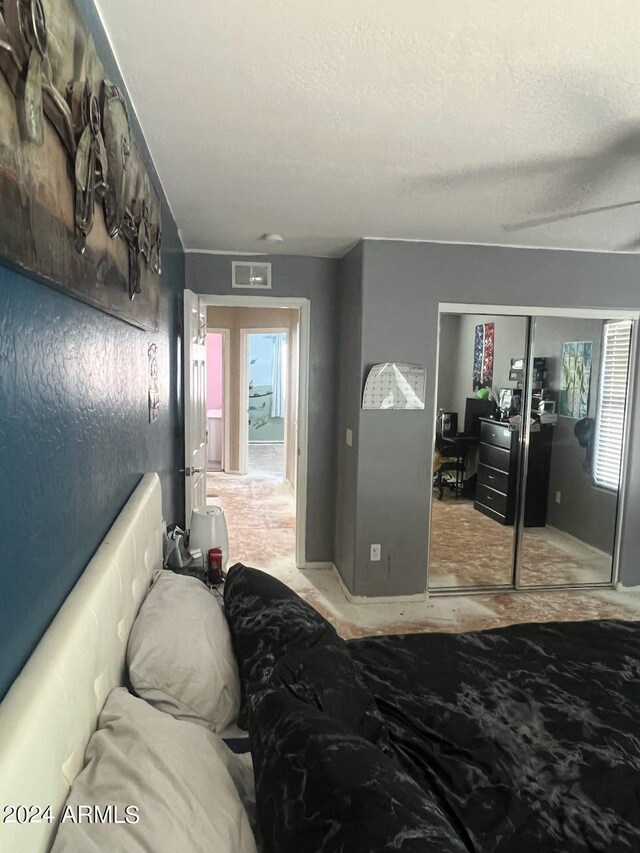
left=185, top=466, right=204, bottom=476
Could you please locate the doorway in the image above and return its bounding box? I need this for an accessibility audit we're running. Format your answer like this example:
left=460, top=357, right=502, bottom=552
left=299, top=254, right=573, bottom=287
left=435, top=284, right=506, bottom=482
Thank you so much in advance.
left=428, top=305, right=637, bottom=593
left=198, top=296, right=309, bottom=570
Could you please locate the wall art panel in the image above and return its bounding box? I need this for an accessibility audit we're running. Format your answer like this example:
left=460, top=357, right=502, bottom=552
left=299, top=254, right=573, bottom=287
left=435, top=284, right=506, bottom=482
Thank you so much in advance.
left=472, top=321, right=494, bottom=390
left=0, top=0, right=162, bottom=330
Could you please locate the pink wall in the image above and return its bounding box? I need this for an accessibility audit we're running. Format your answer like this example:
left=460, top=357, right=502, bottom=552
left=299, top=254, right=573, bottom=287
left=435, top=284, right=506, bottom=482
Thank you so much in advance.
left=206, top=333, right=223, bottom=411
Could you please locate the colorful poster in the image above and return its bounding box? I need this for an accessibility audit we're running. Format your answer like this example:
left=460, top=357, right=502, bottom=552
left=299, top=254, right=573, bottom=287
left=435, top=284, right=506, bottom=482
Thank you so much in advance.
left=473, top=323, right=495, bottom=390
left=560, top=341, right=592, bottom=419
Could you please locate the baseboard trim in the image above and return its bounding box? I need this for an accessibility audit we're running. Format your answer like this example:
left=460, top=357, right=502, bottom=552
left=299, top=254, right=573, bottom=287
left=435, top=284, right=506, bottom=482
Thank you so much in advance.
left=299, top=562, right=428, bottom=603
left=616, top=582, right=640, bottom=591
left=330, top=565, right=428, bottom=605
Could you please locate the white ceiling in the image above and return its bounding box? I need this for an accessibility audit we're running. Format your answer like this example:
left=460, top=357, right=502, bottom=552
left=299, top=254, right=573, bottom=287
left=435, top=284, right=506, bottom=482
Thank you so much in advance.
left=95, top=0, right=640, bottom=257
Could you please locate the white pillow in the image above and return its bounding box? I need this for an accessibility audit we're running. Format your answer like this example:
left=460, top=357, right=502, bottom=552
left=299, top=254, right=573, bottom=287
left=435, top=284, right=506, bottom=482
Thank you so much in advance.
left=51, top=689, right=257, bottom=853
left=127, top=571, right=240, bottom=731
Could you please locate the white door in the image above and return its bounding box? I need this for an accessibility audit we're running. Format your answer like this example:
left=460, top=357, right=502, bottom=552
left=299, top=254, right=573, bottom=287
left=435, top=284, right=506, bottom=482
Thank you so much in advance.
left=288, top=318, right=300, bottom=491
left=184, top=290, right=208, bottom=523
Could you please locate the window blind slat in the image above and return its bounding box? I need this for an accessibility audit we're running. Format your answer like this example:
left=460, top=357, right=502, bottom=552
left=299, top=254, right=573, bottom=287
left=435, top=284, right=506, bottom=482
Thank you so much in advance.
left=593, top=320, right=632, bottom=490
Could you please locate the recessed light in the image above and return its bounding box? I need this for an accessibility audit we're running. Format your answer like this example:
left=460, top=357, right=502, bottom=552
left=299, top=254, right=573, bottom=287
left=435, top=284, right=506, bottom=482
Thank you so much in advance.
left=260, top=233, right=284, bottom=244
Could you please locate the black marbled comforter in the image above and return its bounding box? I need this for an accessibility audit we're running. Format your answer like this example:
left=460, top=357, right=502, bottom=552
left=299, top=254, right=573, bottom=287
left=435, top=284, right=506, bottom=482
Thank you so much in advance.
left=224, top=565, right=640, bottom=853
left=350, top=621, right=640, bottom=852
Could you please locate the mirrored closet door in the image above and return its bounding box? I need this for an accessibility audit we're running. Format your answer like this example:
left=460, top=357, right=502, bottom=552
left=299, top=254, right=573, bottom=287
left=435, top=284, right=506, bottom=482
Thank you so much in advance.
left=428, top=312, right=529, bottom=589
left=517, top=316, right=633, bottom=588
left=428, top=309, right=635, bottom=593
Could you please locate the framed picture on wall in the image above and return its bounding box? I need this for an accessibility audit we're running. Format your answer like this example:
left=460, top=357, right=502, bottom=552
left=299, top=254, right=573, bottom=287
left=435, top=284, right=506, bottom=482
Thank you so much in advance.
left=560, top=341, right=592, bottom=419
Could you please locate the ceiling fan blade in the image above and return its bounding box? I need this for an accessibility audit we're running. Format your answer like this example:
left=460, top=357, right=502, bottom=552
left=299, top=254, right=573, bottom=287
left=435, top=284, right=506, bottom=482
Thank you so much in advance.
left=503, top=198, right=640, bottom=232
left=617, top=235, right=640, bottom=252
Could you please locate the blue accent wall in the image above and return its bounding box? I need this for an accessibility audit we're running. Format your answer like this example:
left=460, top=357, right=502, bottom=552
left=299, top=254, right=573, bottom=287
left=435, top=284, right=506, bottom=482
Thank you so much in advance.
left=0, top=2, right=185, bottom=699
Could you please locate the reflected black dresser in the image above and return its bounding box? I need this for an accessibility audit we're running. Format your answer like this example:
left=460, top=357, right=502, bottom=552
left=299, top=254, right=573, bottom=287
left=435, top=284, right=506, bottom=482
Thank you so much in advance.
left=475, top=418, right=553, bottom=527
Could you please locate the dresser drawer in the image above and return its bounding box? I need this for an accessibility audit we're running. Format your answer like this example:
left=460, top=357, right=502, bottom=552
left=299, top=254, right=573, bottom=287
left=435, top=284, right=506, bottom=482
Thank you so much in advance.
left=477, top=463, right=509, bottom=494
left=474, top=501, right=509, bottom=525
left=475, top=483, right=508, bottom=516
left=479, top=442, right=511, bottom=473
left=480, top=420, right=514, bottom=450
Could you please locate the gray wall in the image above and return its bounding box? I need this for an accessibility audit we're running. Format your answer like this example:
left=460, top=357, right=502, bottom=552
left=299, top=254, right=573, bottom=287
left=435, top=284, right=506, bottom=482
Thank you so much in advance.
left=334, top=244, right=363, bottom=588
left=534, top=317, right=618, bottom=554
left=351, top=246, right=434, bottom=596
left=186, top=253, right=339, bottom=564
left=335, top=239, right=640, bottom=596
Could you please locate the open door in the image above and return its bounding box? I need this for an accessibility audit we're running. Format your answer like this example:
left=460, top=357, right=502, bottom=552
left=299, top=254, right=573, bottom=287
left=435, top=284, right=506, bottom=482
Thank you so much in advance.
left=184, top=290, right=208, bottom=523
left=287, top=316, right=300, bottom=491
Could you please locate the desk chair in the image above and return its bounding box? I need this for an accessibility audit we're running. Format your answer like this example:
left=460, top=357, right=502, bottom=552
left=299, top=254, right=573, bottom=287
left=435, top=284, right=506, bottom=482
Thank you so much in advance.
left=433, top=437, right=465, bottom=500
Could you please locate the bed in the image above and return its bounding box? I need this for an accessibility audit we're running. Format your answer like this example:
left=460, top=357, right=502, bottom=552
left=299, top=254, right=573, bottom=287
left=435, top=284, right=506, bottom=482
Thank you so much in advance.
left=223, top=565, right=640, bottom=852
left=2, top=473, right=639, bottom=852
left=348, top=623, right=640, bottom=851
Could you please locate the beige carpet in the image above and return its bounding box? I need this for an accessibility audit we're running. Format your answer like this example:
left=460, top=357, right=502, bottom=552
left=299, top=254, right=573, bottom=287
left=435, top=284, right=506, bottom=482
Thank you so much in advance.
left=429, top=495, right=612, bottom=588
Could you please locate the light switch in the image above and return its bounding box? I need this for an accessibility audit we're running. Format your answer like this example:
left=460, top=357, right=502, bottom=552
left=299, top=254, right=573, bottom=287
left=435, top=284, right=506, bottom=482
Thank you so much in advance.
left=346, top=428, right=353, bottom=447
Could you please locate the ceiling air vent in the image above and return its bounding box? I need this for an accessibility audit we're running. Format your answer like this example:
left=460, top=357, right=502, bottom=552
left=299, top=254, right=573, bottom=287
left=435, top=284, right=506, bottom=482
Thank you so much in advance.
left=232, top=262, right=272, bottom=290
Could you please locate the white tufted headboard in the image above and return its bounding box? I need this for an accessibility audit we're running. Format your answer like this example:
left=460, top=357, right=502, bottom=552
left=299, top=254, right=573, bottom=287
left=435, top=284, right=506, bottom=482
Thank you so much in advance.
left=0, top=473, right=164, bottom=853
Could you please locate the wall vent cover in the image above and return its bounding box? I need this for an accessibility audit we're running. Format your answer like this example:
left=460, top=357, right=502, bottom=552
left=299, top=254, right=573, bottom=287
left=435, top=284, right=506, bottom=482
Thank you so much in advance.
left=232, top=262, right=272, bottom=290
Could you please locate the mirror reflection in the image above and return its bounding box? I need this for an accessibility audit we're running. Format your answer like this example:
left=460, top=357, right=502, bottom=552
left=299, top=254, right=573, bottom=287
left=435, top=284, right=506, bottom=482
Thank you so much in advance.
left=518, top=317, right=632, bottom=587
left=429, top=311, right=633, bottom=592
left=429, top=313, right=528, bottom=588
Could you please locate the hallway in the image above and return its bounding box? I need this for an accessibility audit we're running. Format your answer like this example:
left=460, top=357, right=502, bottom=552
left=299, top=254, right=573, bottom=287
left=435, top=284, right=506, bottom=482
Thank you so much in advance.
left=207, top=446, right=295, bottom=573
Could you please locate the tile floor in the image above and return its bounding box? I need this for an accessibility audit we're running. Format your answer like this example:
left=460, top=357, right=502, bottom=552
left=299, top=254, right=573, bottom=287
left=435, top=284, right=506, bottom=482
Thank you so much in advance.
left=207, top=468, right=640, bottom=641
left=248, top=443, right=285, bottom=480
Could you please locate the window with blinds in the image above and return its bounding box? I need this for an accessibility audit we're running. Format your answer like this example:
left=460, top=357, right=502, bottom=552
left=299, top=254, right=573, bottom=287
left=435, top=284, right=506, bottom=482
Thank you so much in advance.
left=593, top=320, right=633, bottom=490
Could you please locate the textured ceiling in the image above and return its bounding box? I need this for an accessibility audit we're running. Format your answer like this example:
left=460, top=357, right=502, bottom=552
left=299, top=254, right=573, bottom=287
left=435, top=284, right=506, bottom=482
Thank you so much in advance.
left=94, top=0, right=640, bottom=257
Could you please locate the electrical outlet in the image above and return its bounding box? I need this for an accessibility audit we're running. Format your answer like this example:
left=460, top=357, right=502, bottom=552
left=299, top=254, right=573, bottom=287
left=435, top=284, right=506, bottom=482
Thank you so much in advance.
left=370, top=544, right=381, bottom=562
left=555, top=491, right=562, bottom=505
left=346, top=428, right=353, bottom=447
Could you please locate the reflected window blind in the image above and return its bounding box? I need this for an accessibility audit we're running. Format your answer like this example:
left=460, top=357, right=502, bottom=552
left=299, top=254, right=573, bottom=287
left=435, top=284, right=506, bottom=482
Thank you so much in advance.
left=593, top=320, right=633, bottom=490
